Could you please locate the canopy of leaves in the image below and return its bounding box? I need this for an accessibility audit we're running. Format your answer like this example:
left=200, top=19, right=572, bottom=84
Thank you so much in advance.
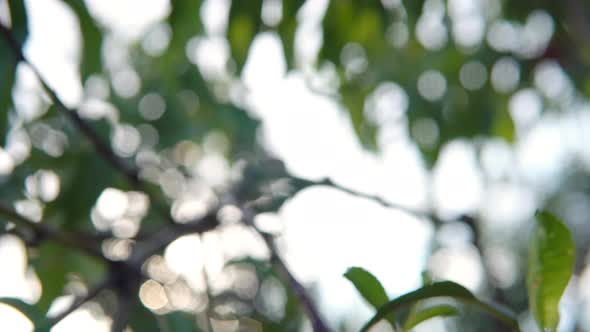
left=1, top=0, right=590, bottom=331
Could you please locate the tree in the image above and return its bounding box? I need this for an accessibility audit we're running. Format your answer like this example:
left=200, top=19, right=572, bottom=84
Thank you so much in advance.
left=0, top=0, right=589, bottom=331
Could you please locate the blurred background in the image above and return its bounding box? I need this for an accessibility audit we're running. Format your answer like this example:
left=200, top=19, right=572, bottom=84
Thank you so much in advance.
left=1, top=0, right=590, bottom=331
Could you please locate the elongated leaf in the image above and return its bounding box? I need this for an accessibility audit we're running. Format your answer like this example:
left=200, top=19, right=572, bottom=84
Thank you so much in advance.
left=344, top=267, right=388, bottom=309
left=30, top=243, right=68, bottom=313
left=403, top=305, right=459, bottom=331
left=0, top=0, right=28, bottom=146
left=61, top=0, right=103, bottom=79
left=527, top=211, right=575, bottom=332
left=0, top=297, right=50, bottom=332
left=227, top=0, right=262, bottom=72
left=360, top=281, right=520, bottom=332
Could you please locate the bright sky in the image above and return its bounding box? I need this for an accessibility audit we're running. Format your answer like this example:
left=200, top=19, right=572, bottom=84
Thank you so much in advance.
left=1, top=0, right=590, bottom=331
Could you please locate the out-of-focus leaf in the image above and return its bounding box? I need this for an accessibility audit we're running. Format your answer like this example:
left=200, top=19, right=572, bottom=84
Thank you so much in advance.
left=402, top=305, right=459, bottom=331
left=360, top=281, right=520, bottom=332
left=492, top=103, right=516, bottom=143
left=161, top=311, right=199, bottom=332
left=341, top=83, right=377, bottom=150
left=0, top=297, right=50, bottom=331
left=0, top=0, right=28, bottom=146
left=344, top=267, right=388, bottom=310
left=344, top=267, right=398, bottom=326
left=61, top=0, right=102, bottom=79
left=128, top=300, right=161, bottom=332
left=29, top=243, right=68, bottom=313
left=228, top=0, right=263, bottom=72
left=277, top=0, right=305, bottom=68
left=43, top=147, right=118, bottom=232
left=321, top=0, right=389, bottom=64
left=527, top=211, right=575, bottom=332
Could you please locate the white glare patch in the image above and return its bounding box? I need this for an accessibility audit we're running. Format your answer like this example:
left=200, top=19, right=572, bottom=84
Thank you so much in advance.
left=432, top=140, right=484, bottom=217
left=84, top=74, right=110, bottom=99
left=139, top=280, right=168, bottom=311
left=79, top=99, right=119, bottom=122
left=126, top=191, right=149, bottom=218
left=386, top=22, right=409, bottom=48
left=0, top=0, right=10, bottom=26
left=29, top=124, right=68, bottom=157
left=418, top=70, right=447, bottom=101
left=197, top=153, right=229, bottom=187
left=25, top=170, right=60, bottom=202
left=517, top=10, right=554, bottom=58
left=201, top=0, right=230, bottom=35
left=0, top=304, right=34, bottom=332
left=142, top=23, right=172, bottom=57
left=112, top=124, right=141, bottom=157
left=85, top=0, right=170, bottom=41
left=429, top=246, right=484, bottom=291
left=485, top=246, right=518, bottom=288
left=139, top=93, right=166, bottom=121
left=416, top=13, right=448, bottom=50
left=481, top=183, right=536, bottom=230
left=534, top=60, right=572, bottom=102
left=262, top=0, right=283, bottom=27
left=411, top=117, right=439, bottom=149
left=159, top=168, right=186, bottom=198
left=112, top=67, right=141, bottom=98
left=459, top=61, right=487, bottom=90
left=165, top=235, right=206, bottom=292
left=186, top=36, right=230, bottom=80
left=452, top=15, right=485, bottom=49
left=509, top=89, right=542, bottom=131
left=340, top=43, right=368, bottom=78
left=96, top=188, right=128, bottom=220
left=6, top=129, right=31, bottom=165
left=0, top=148, right=15, bottom=176
left=491, top=57, right=520, bottom=93
left=15, top=199, right=43, bottom=222
left=171, top=196, right=208, bottom=223
left=486, top=20, right=518, bottom=52
left=480, top=138, right=514, bottom=180
left=365, top=82, right=408, bottom=125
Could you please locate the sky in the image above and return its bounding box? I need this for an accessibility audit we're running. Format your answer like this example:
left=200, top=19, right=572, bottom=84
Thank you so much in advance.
left=1, top=0, right=590, bottom=331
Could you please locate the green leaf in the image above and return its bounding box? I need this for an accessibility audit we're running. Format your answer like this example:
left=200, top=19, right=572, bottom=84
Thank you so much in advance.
left=402, top=305, right=459, bottom=331
left=345, top=267, right=400, bottom=326
left=0, top=297, right=50, bottom=332
left=61, top=0, right=103, bottom=79
left=227, top=0, right=263, bottom=72
left=344, top=267, right=389, bottom=309
left=527, top=211, right=576, bottom=332
left=30, top=243, right=68, bottom=313
left=160, top=311, right=199, bottom=332
left=360, top=281, right=520, bottom=332
left=0, top=0, right=28, bottom=146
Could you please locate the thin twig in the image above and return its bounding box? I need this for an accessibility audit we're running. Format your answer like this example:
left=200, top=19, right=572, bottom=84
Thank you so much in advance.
left=0, top=203, right=105, bottom=259
left=48, top=277, right=113, bottom=327
left=292, top=176, right=442, bottom=224
left=111, top=291, right=133, bottom=332
left=240, top=205, right=332, bottom=332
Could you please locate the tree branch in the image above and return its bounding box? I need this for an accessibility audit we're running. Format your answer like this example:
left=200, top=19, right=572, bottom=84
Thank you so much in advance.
left=0, top=203, right=106, bottom=260
left=240, top=205, right=332, bottom=332
left=291, top=176, right=442, bottom=224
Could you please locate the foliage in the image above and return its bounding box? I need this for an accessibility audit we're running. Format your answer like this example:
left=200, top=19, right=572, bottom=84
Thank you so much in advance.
left=0, top=0, right=589, bottom=331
